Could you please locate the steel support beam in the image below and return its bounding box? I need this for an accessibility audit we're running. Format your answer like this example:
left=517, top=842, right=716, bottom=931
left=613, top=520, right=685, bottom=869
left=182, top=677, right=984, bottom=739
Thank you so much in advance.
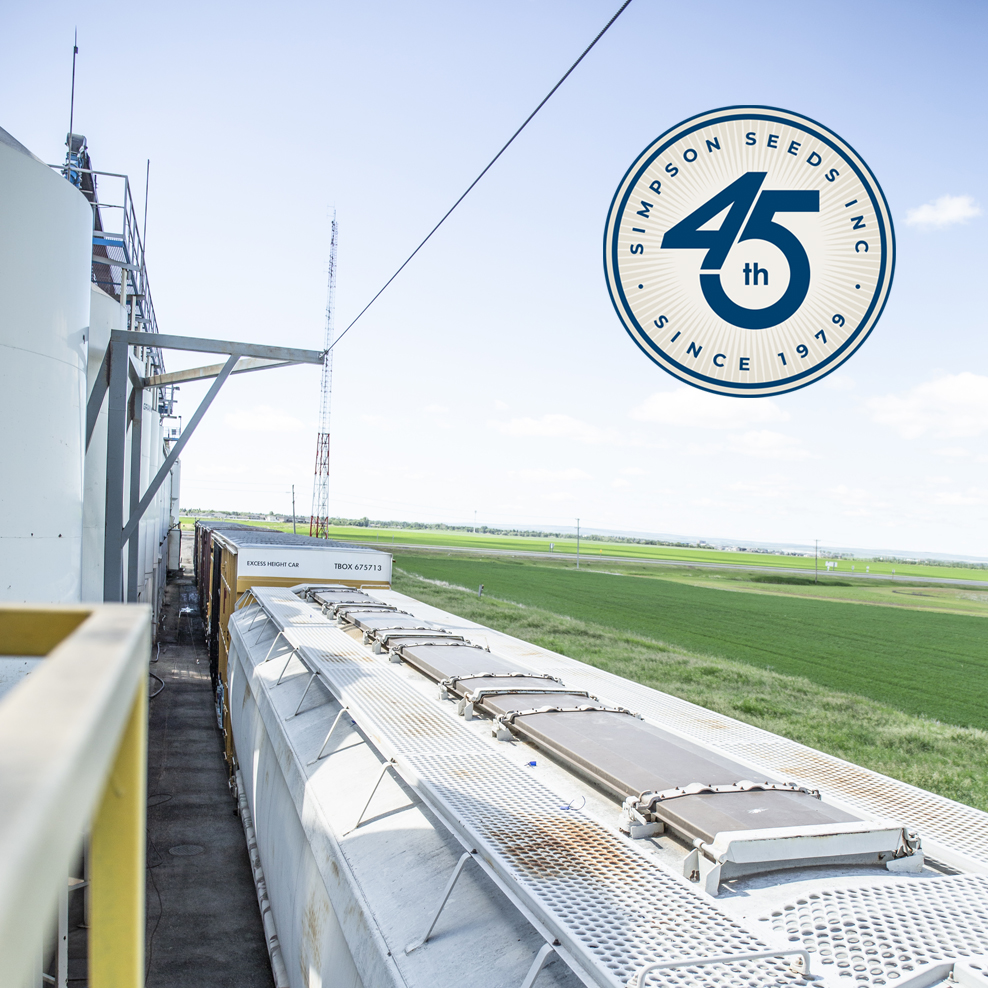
left=86, top=348, right=110, bottom=452
left=93, top=255, right=137, bottom=272
left=102, top=337, right=129, bottom=601
left=144, top=356, right=295, bottom=388
left=126, top=384, right=143, bottom=604
left=102, top=331, right=323, bottom=602
left=110, top=330, right=323, bottom=365
left=119, top=355, right=239, bottom=549
left=127, top=355, right=144, bottom=390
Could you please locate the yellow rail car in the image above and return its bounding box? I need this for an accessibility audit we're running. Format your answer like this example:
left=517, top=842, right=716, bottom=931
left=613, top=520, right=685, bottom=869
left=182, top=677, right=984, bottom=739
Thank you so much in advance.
left=193, top=521, right=392, bottom=765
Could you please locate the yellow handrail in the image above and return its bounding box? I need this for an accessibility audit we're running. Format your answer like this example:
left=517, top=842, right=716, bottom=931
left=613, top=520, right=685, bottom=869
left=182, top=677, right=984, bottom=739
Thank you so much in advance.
left=91, top=677, right=148, bottom=986
left=0, top=603, right=151, bottom=988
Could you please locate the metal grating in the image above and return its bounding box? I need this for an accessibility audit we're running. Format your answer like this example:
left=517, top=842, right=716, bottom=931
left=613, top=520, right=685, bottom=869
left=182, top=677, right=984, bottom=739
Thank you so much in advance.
left=251, top=626, right=488, bottom=758
left=764, top=876, right=988, bottom=986
left=377, top=592, right=988, bottom=870
left=409, top=751, right=807, bottom=988
left=392, top=643, right=888, bottom=857
left=239, top=589, right=813, bottom=988
left=527, top=666, right=988, bottom=867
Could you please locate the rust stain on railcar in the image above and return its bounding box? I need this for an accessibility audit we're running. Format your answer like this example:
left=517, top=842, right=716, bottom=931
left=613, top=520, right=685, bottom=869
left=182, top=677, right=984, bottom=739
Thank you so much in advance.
left=485, top=813, right=651, bottom=885
left=301, top=889, right=329, bottom=979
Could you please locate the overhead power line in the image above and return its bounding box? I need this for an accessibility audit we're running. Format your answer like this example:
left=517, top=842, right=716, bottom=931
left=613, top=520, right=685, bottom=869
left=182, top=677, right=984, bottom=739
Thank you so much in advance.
left=329, top=0, right=634, bottom=351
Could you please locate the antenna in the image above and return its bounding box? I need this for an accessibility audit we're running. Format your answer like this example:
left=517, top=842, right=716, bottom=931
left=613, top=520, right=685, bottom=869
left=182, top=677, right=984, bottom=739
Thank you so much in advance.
left=68, top=29, right=78, bottom=140
left=309, top=213, right=338, bottom=538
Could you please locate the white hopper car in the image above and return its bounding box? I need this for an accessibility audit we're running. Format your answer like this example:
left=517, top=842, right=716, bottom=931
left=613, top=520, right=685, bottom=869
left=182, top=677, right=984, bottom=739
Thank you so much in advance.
left=226, top=583, right=988, bottom=988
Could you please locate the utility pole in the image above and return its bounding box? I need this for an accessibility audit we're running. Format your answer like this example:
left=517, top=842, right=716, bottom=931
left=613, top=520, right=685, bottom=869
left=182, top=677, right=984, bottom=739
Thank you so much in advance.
left=815, top=539, right=818, bottom=584
left=291, top=485, right=297, bottom=534
left=576, top=518, right=580, bottom=570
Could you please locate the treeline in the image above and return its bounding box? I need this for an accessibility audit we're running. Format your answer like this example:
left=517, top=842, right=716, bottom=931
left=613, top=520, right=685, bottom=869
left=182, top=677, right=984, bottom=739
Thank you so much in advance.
left=871, top=555, right=988, bottom=571
left=325, top=516, right=701, bottom=549
left=331, top=516, right=565, bottom=537
left=182, top=510, right=988, bottom=570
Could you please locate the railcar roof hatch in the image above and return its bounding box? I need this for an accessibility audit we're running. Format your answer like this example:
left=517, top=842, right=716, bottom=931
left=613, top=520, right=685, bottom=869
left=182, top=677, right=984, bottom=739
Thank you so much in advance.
left=354, top=611, right=923, bottom=894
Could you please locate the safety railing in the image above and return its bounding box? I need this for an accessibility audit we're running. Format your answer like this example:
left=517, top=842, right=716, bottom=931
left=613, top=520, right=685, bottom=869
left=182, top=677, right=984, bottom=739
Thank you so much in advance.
left=48, top=161, right=166, bottom=380
left=0, top=602, right=151, bottom=988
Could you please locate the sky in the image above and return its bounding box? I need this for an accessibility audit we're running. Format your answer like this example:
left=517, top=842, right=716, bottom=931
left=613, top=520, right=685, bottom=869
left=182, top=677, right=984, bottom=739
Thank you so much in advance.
left=3, top=0, right=987, bottom=557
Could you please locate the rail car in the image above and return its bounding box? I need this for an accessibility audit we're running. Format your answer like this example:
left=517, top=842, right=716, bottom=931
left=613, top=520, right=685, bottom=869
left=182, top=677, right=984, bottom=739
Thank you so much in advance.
left=220, top=581, right=988, bottom=988
left=193, top=521, right=392, bottom=764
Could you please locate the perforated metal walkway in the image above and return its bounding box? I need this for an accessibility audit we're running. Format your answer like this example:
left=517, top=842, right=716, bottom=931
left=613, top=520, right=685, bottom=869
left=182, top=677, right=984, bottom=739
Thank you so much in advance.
left=376, top=590, right=988, bottom=875
left=236, top=588, right=810, bottom=988
left=233, top=587, right=988, bottom=988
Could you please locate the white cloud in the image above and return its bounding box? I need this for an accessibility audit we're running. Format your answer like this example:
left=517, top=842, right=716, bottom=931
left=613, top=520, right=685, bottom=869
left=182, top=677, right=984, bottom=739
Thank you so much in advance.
left=823, top=375, right=855, bottom=391
left=735, top=430, right=811, bottom=460
left=729, top=476, right=800, bottom=500
left=494, top=400, right=509, bottom=411
left=622, top=466, right=646, bottom=476
left=513, top=468, right=591, bottom=482
left=905, top=194, right=981, bottom=229
left=933, top=447, right=970, bottom=459
left=611, top=478, right=630, bottom=489
left=686, top=430, right=809, bottom=460
left=830, top=484, right=872, bottom=503
left=868, top=373, right=988, bottom=438
left=631, top=388, right=788, bottom=429
left=492, top=414, right=619, bottom=445
left=931, top=490, right=984, bottom=506
left=424, top=403, right=452, bottom=430
left=827, top=484, right=891, bottom=517
left=223, top=405, right=305, bottom=433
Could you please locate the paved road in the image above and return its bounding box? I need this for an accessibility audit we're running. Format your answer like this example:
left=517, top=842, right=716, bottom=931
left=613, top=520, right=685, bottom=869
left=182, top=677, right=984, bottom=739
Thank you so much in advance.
left=351, top=540, right=988, bottom=589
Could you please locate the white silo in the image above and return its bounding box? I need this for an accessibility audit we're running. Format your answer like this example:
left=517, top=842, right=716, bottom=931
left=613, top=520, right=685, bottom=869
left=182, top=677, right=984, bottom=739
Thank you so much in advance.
left=81, top=285, right=124, bottom=601
left=167, top=459, right=182, bottom=571
left=0, top=127, right=92, bottom=602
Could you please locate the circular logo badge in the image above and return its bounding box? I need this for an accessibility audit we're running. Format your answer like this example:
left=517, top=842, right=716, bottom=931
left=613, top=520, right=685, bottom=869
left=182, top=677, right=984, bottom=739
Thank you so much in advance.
left=603, top=106, right=894, bottom=396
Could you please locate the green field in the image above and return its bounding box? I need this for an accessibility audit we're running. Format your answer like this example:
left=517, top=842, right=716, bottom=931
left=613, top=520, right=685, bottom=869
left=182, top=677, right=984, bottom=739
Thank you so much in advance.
left=637, top=568, right=988, bottom=617
left=180, top=516, right=988, bottom=583
left=392, top=564, right=988, bottom=811
left=181, top=512, right=988, bottom=807
left=393, top=553, right=988, bottom=731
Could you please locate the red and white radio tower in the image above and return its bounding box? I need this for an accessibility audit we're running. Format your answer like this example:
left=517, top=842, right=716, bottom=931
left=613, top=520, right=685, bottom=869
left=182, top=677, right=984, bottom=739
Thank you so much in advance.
left=310, top=215, right=337, bottom=538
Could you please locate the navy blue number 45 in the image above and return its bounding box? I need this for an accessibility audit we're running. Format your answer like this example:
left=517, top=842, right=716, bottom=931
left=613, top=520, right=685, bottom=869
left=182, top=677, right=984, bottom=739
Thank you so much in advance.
left=661, top=172, right=819, bottom=330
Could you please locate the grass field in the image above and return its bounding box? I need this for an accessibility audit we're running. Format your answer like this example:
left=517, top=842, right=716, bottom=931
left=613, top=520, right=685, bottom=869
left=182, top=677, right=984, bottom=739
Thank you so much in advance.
left=392, top=553, right=988, bottom=731
left=180, top=516, right=988, bottom=583
left=392, top=566, right=988, bottom=811
left=656, top=570, right=988, bottom=617
left=181, top=512, right=988, bottom=808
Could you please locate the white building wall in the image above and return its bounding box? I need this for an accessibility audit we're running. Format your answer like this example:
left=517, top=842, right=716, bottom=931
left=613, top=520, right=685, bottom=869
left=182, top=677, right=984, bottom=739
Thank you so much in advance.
left=81, top=286, right=125, bottom=601
left=151, top=427, right=165, bottom=607
left=0, top=129, right=92, bottom=603
left=130, top=400, right=176, bottom=623
left=167, top=460, right=182, bottom=570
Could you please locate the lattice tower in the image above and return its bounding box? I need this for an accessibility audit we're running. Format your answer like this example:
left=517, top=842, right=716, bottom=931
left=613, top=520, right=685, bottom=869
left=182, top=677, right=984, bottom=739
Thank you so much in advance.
left=310, top=215, right=337, bottom=537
